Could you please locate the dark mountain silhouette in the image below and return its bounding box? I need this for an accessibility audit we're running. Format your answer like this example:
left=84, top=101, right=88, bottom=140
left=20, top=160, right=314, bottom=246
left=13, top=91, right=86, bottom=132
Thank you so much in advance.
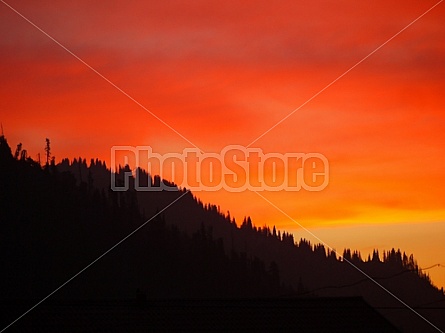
left=1, top=135, right=444, bottom=332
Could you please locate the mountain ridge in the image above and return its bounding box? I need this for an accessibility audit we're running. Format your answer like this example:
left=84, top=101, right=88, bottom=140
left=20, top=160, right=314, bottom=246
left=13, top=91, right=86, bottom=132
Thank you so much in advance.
left=1, top=135, right=444, bottom=332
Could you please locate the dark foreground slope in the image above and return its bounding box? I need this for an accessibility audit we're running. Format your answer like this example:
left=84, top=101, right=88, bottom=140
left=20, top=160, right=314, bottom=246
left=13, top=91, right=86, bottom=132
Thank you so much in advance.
left=1, top=136, right=444, bottom=332
left=2, top=298, right=401, bottom=333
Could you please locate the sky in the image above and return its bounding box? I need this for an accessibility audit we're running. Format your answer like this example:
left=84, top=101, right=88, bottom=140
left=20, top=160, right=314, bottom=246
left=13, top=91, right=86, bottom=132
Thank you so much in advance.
left=1, top=1, right=445, bottom=288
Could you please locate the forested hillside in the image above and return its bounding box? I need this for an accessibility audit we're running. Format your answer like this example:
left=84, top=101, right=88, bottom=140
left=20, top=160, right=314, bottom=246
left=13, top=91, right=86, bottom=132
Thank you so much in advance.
left=1, top=135, right=444, bottom=332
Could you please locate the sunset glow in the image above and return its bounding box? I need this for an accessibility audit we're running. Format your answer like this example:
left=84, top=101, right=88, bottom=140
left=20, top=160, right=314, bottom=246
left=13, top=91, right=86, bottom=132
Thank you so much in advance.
left=1, top=1, right=445, bottom=288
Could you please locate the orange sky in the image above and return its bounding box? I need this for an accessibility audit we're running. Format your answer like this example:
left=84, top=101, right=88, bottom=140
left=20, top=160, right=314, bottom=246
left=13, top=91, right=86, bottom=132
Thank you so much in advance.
left=1, top=1, right=445, bottom=287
